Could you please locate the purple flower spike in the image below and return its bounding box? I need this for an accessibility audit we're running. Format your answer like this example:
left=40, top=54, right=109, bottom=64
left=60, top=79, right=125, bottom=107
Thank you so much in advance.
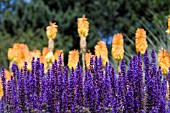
left=68, top=68, right=76, bottom=112
left=18, top=69, right=26, bottom=112
left=151, top=50, right=157, bottom=78
left=125, top=85, right=134, bottom=113
left=149, top=107, right=158, bottom=113
left=159, top=77, right=167, bottom=113
left=144, top=50, right=150, bottom=83
left=0, top=96, right=5, bottom=113
left=6, top=80, right=12, bottom=112
left=84, top=70, right=93, bottom=108
left=62, top=90, right=68, bottom=112
left=168, top=68, right=170, bottom=109
left=75, top=62, right=84, bottom=107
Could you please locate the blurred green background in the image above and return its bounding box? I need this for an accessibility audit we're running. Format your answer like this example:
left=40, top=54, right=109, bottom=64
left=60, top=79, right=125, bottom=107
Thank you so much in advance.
left=0, top=0, right=170, bottom=68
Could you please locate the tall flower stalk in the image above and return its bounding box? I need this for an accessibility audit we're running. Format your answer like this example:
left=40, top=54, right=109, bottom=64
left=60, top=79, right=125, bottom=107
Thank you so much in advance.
left=45, top=22, right=58, bottom=70
left=46, top=21, right=58, bottom=52
left=77, top=15, right=89, bottom=77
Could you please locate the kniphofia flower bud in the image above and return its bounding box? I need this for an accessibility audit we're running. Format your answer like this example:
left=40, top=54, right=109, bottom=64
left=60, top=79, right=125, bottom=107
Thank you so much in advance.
left=135, top=28, right=148, bottom=54
left=94, top=41, right=109, bottom=66
left=77, top=15, right=89, bottom=38
left=112, top=33, right=124, bottom=61
left=158, top=48, right=170, bottom=75
left=46, top=21, right=58, bottom=39
left=68, top=50, right=79, bottom=69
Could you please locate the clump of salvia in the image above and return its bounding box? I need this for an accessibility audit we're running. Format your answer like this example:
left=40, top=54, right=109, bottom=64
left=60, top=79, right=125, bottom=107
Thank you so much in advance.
left=0, top=50, right=170, bottom=113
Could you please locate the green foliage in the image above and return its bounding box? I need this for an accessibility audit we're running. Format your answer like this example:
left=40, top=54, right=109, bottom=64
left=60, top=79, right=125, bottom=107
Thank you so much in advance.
left=0, top=0, right=170, bottom=68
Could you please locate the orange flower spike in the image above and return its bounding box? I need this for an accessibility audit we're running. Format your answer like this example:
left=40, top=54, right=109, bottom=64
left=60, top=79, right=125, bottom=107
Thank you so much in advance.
left=94, top=41, right=109, bottom=66
left=112, top=33, right=124, bottom=61
left=68, top=50, right=79, bottom=69
left=135, top=28, right=148, bottom=54
left=77, top=15, right=89, bottom=38
left=85, top=50, right=94, bottom=69
left=46, top=21, right=58, bottom=39
left=54, top=50, right=64, bottom=61
left=0, top=79, right=3, bottom=99
left=166, top=16, right=170, bottom=34
left=158, top=48, right=170, bottom=75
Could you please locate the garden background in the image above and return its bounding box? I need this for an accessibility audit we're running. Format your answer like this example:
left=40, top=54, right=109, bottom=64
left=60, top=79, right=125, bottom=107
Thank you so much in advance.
left=0, top=0, right=170, bottom=68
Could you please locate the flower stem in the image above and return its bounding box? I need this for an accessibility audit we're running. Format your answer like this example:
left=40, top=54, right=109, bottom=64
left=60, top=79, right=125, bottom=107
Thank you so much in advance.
left=80, top=37, right=86, bottom=80
left=48, top=38, right=54, bottom=52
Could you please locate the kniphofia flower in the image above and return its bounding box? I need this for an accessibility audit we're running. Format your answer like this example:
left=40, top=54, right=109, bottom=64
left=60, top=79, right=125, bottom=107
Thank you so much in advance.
left=77, top=15, right=89, bottom=38
left=94, top=41, right=109, bottom=66
left=8, top=43, right=30, bottom=70
left=8, top=43, right=29, bottom=63
left=135, top=28, right=148, bottom=54
left=68, top=50, right=79, bottom=69
left=112, top=33, right=124, bottom=61
left=13, top=43, right=29, bottom=60
left=166, top=16, right=170, bottom=34
left=158, top=48, right=170, bottom=75
left=46, top=21, right=58, bottom=39
left=85, top=50, right=94, bottom=69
